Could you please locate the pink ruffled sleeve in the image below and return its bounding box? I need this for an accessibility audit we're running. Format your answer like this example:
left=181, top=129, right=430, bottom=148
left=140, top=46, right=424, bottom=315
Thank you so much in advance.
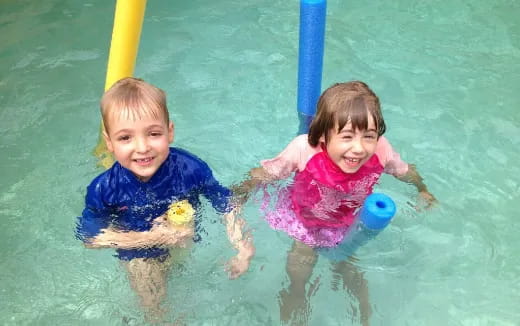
left=375, top=136, right=409, bottom=177
left=260, top=134, right=320, bottom=179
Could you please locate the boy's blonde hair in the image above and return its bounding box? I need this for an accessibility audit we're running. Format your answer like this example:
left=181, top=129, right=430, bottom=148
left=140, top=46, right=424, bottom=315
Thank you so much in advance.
left=100, top=77, right=169, bottom=133
left=308, top=81, right=386, bottom=146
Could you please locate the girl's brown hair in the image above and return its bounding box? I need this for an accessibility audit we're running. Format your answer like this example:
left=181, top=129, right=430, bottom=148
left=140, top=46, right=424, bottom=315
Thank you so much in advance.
left=100, top=77, right=169, bottom=133
left=308, top=81, right=386, bottom=146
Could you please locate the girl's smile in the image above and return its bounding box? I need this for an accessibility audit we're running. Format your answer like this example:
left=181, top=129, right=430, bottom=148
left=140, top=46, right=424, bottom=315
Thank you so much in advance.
left=344, top=157, right=363, bottom=168
left=324, top=114, right=378, bottom=174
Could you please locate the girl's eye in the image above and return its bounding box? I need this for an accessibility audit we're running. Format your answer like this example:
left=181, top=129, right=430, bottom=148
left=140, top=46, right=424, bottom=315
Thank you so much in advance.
left=364, top=135, right=376, bottom=139
left=342, top=135, right=353, bottom=140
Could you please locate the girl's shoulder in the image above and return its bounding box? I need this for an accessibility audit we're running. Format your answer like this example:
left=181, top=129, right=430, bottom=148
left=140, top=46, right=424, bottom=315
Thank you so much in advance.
left=375, top=136, right=409, bottom=176
left=375, top=135, right=391, bottom=152
left=281, top=134, right=321, bottom=169
left=289, top=134, right=321, bottom=154
left=261, top=134, right=320, bottom=178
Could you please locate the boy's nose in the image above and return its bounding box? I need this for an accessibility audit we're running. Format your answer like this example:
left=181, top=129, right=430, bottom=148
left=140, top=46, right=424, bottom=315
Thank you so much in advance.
left=135, top=137, right=149, bottom=153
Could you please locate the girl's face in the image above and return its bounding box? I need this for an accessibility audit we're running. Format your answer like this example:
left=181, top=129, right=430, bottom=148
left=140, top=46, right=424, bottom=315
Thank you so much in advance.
left=324, top=114, right=378, bottom=174
left=103, top=111, right=173, bottom=182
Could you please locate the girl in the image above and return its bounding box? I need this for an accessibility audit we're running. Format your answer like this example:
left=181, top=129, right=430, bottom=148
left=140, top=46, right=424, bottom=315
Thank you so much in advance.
left=238, top=81, right=436, bottom=325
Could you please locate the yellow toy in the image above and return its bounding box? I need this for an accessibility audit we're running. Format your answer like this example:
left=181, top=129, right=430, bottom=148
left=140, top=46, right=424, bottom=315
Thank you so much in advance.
left=166, top=200, right=195, bottom=227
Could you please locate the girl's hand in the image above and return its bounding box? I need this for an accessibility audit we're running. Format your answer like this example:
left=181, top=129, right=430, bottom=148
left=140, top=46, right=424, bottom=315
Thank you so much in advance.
left=418, top=190, right=438, bottom=210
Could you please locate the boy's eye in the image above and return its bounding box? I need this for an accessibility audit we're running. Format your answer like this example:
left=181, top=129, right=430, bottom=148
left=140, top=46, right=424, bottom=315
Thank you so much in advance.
left=150, top=131, right=163, bottom=137
left=118, top=135, right=131, bottom=141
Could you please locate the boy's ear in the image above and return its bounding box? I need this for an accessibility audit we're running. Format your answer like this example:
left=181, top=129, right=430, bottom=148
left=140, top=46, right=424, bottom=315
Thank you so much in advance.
left=102, top=129, right=114, bottom=153
left=168, top=121, right=174, bottom=143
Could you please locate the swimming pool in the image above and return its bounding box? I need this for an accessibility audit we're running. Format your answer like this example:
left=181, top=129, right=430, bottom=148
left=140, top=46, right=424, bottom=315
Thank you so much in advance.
left=1, top=0, right=519, bottom=325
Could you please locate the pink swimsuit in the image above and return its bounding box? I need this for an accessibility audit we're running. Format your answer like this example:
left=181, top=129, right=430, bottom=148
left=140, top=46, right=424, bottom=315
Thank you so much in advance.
left=260, top=135, right=408, bottom=247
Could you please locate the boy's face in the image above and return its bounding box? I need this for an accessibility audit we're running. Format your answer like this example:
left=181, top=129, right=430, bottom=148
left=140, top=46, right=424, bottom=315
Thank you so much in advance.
left=104, top=111, right=173, bottom=182
left=324, top=114, right=378, bottom=174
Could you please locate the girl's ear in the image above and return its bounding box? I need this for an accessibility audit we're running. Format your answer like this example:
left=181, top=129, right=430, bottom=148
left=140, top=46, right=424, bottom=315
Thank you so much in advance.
left=168, top=121, right=174, bottom=143
left=319, top=134, right=326, bottom=143
left=102, top=128, right=114, bottom=153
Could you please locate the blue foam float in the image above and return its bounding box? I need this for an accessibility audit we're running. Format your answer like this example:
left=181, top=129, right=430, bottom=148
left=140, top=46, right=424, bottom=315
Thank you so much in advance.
left=318, top=193, right=397, bottom=261
left=297, top=0, right=326, bottom=134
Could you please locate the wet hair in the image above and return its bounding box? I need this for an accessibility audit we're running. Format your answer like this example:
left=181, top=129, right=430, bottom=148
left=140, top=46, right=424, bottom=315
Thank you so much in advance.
left=100, top=77, right=169, bottom=133
left=308, top=81, right=386, bottom=147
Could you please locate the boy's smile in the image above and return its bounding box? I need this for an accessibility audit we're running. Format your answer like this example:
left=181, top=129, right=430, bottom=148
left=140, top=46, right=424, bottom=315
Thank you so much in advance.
left=135, top=157, right=154, bottom=166
left=103, top=113, right=174, bottom=182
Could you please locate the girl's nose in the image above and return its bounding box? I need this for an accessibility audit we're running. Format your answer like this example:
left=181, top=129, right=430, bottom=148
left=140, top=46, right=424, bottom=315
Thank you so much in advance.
left=351, top=138, right=365, bottom=153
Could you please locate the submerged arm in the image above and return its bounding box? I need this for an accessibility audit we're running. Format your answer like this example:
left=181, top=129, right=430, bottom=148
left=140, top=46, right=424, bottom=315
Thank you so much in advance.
left=223, top=206, right=255, bottom=279
left=230, top=167, right=279, bottom=204
left=84, top=215, right=193, bottom=249
left=221, top=161, right=291, bottom=278
left=221, top=167, right=279, bottom=279
left=396, top=164, right=438, bottom=208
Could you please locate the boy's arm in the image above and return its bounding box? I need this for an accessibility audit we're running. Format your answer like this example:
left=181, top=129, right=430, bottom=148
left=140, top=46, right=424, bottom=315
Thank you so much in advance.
left=220, top=166, right=288, bottom=279
left=223, top=206, right=255, bottom=279
left=199, top=162, right=264, bottom=279
left=78, top=171, right=194, bottom=250
left=84, top=215, right=193, bottom=249
left=395, top=164, right=438, bottom=208
left=223, top=166, right=282, bottom=279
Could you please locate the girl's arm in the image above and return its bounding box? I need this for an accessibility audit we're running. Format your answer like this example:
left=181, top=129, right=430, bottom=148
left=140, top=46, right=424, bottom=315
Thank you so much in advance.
left=231, top=167, right=279, bottom=204
left=377, top=137, right=437, bottom=208
left=232, top=134, right=314, bottom=203
left=396, top=164, right=438, bottom=207
left=84, top=215, right=193, bottom=249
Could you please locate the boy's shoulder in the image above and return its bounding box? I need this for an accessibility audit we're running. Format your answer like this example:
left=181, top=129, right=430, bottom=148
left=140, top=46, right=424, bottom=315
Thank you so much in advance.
left=168, top=147, right=211, bottom=170
left=169, top=146, right=201, bottom=160
left=85, top=147, right=214, bottom=197
left=164, top=147, right=218, bottom=184
left=85, top=162, right=129, bottom=201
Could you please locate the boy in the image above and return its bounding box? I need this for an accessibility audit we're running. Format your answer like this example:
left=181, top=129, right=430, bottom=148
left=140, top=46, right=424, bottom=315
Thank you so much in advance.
left=76, top=77, right=254, bottom=320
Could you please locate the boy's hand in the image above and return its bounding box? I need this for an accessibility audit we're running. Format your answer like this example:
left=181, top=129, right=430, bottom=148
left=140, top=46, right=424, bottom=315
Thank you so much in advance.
left=151, top=215, right=194, bottom=248
left=226, top=245, right=255, bottom=279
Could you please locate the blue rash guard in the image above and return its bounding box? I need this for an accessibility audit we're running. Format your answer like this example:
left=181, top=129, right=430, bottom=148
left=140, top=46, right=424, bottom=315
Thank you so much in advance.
left=76, top=147, right=232, bottom=261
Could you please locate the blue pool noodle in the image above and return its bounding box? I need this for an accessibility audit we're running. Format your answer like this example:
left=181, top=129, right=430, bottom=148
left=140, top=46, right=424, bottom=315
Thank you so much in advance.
left=318, top=193, right=397, bottom=261
left=297, top=0, right=326, bottom=135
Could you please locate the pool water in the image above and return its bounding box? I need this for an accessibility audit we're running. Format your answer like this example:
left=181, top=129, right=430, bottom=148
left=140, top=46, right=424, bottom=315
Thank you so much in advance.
left=1, top=0, right=519, bottom=325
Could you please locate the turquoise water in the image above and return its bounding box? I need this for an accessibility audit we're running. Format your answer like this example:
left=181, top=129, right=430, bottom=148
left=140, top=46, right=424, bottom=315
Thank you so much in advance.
left=1, top=0, right=519, bottom=325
